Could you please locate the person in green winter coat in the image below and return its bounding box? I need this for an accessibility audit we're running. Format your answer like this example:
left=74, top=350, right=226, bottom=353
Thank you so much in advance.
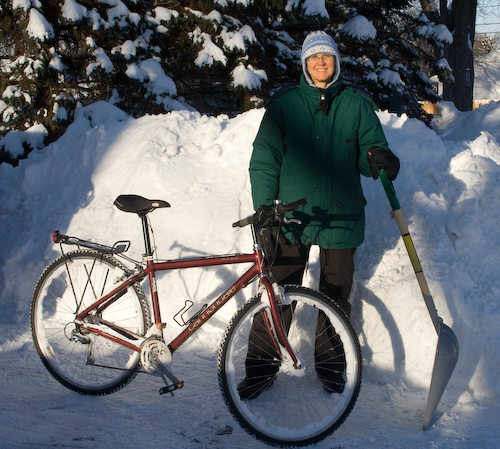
left=249, top=30, right=399, bottom=316
left=237, top=31, right=400, bottom=400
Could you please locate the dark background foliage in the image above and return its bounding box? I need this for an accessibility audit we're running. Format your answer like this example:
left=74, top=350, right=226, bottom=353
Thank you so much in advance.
left=1, top=0, right=452, bottom=164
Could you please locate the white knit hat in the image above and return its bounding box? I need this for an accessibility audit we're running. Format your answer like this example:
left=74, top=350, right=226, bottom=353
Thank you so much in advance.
left=301, top=31, right=341, bottom=87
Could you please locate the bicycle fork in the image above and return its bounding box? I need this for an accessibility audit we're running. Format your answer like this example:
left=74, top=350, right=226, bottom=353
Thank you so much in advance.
left=259, top=277, right=303, bottom=371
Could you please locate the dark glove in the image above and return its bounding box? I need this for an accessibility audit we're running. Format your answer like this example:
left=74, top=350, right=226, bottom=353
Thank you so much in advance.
left=367, top=146, right=400, bottom=181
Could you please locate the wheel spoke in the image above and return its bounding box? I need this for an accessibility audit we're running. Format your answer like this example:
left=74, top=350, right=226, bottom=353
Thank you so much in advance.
left=31, top=250, right=149, bottom=395
left=218, top=285, right=362, bottom=447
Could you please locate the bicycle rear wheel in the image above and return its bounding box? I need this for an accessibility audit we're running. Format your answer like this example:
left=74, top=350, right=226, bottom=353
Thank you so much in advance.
left=31, top=250, right=150, bottom=395
left=218, top=285, right=362, bottom=447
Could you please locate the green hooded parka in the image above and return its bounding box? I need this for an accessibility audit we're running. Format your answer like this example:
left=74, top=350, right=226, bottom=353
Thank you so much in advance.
left=249, top=75, right=391, bottom=249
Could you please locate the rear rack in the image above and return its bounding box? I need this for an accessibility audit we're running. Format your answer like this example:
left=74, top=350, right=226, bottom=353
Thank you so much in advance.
left=52, top=230, right=130, bottom=255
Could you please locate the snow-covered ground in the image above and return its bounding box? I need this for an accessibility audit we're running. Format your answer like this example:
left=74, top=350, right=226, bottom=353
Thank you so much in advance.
left=1, top=99, right=499, bottom=448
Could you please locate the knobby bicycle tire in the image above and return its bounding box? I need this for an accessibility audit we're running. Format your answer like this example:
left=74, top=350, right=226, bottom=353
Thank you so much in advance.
left=31, top=250, right=150, bottom=395
left=218, top=285, right=362, bottom=447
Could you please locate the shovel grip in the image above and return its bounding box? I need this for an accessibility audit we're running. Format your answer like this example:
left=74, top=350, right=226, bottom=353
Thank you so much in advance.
left=377, top=165, right=400, bottom=210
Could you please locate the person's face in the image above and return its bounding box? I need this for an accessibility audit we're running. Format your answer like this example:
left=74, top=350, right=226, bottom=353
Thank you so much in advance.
left=306, top=53, right=335, bottom=88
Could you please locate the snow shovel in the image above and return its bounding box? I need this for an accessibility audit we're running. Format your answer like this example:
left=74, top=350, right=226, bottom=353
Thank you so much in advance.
left=377, top=165, right=459, bottom=431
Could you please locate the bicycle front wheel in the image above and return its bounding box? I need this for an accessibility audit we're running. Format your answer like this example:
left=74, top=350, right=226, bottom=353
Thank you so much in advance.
left=31, top=250, right=150, bottom=395
left=218, top=285, right=362, bottom=447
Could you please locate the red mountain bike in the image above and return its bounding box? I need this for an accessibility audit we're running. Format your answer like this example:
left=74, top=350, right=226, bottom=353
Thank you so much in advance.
left=30, top=195, right=362, bottom=447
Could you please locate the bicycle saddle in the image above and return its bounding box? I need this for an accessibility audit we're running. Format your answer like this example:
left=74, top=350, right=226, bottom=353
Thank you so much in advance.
left=114, top=195, right=170, bottom=215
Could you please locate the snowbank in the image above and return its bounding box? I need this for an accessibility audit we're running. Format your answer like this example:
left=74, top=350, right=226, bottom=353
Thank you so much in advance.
left=1, top=100, right=500, bottom=448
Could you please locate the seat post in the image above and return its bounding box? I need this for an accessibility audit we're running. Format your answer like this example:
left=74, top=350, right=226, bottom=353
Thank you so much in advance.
left=140, top=213, right=153, bottom=256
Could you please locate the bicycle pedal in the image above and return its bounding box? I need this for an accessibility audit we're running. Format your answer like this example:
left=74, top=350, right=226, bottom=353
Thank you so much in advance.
left=159, top=380, right=184, bottom=396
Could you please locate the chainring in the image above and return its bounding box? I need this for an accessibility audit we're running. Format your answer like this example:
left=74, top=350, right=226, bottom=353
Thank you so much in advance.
left=140, top=339, right=172, bottom=376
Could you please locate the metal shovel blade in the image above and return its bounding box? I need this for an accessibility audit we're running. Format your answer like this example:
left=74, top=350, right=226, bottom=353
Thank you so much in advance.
left=423, top=322, right=459, bottom=430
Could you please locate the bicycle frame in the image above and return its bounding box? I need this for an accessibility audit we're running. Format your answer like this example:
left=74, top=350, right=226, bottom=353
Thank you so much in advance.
left=73, top=213, right=300, bottom=368
left=35, top=196, right=362, bottom=446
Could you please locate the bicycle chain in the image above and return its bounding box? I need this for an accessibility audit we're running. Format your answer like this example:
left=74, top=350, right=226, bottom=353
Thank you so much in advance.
left=86, top=362, right=147, bottom=373
left=94, top=316, right=145, bottom=340
left=88, top=342, right=171, bottom=376
left=81, top=317, right=150, bottom=373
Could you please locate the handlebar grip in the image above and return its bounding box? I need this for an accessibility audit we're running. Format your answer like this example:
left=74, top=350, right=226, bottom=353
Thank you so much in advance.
left=279, top=198, right=307, bottom=213
left=232, top=214, right=257, bottom=228
left=233, top=211, right=259, bottom=228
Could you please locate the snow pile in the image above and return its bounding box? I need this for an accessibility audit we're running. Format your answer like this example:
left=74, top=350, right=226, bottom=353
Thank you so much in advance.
left=1, top=102, right=500, bottom=448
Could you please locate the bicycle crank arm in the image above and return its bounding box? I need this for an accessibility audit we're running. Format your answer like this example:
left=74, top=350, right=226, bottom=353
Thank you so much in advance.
left=159, top=380, right=185, bottom=396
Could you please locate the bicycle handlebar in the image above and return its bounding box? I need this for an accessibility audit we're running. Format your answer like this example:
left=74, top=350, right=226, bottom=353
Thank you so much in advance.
left=232, top=199, right=307, bottom=228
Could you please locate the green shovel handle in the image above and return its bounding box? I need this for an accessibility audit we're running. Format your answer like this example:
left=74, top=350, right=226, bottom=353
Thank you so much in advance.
left=377, top=164, right=442, bottom=334
left=377, top=165, right=400, bottom=211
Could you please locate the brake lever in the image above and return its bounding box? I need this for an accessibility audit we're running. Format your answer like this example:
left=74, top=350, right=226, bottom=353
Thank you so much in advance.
left=283, top=217, right=302, bottom=225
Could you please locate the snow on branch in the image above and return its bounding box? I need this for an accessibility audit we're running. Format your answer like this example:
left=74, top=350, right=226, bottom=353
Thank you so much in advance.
left=191, top=30, right=227, bottom=67
left=86, top=48, right=114, bottom=75
left=231, top=64, right=267, bottom=90
left=61, top=0, right=88, bottom=22
left=341, top=15, right=376, bottom=41
left=0, top=123, right=48, bottom=157
left=27, top=9, right=55, bottom=41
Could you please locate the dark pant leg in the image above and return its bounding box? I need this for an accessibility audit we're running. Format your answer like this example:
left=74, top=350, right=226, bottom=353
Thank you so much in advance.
left=314, top=248, right=355, bottom=392
left=318, top=248, right=356, bottom=317
left=314, top=309, right=347, bottom=393
left=267, top=233, right=310, bottom=285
